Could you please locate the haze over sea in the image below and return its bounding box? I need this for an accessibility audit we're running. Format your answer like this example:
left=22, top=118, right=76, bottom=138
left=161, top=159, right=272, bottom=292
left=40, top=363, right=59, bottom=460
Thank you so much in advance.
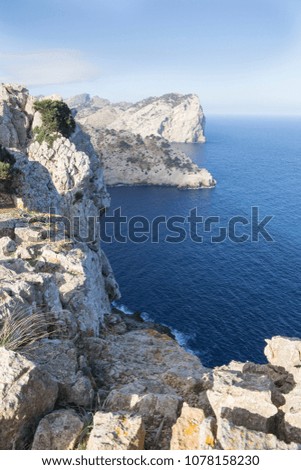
left=102, top=116, right=301, bottom=367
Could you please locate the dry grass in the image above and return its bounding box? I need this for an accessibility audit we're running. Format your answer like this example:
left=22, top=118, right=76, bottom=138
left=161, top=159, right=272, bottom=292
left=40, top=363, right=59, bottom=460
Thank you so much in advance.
left=0, top=304, right=52, bottom=352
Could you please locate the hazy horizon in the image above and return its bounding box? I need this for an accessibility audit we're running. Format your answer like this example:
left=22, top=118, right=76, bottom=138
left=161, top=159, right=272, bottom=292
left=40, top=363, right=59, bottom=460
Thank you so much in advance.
left=1, top=0, right=301, bottom=115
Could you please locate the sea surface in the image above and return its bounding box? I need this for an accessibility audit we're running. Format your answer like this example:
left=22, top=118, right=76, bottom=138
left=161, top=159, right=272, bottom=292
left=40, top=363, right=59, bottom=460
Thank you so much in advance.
left=101, top=116, right=301, bottom=367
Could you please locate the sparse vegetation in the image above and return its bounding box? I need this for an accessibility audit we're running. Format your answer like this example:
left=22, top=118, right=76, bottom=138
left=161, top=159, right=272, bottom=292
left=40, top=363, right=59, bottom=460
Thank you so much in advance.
left=0, top=304, right=52, bottom=352
left=0, top=162, right=11, bottom=180
left=0, top=145, right=15, bottom=180
left=33, top=100, right=76, bottom=147
left=119, top=140, right=132, bottom=150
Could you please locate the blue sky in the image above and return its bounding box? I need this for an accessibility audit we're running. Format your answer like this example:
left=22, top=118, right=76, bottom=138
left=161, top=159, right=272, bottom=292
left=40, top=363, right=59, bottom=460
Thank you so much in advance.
left=0, top=0, right=300, bottom=114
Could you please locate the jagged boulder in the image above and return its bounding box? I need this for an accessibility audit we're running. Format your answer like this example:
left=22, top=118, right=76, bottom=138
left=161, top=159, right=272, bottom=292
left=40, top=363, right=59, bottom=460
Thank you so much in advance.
left=0, top=84, right=34, bottom=149
left=87, top=412, right=145, bottom=450
left=216, top=419, right=301, bottom=450
left=38, top=244, right=118, bottom=335
left=0, top=236, right=16, bottom=256
left=0, top=348, right=58, bottom=449
left=26, top=339, right=94, bottom=408
left=265, top=337, right=301, bottom=443
left=170, top=403, right=205, bottom=450
left=265, top=337, right=301, bottom=372
left=32, top=410, right=84, bottom=450
left=207, top=362, right=278, bottom=434
left=105, top=385, right=181, bottom=449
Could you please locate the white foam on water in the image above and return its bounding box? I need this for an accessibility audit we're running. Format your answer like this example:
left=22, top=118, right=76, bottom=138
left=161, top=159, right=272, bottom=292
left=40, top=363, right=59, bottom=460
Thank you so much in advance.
left=111, top=301, right=134, bottom=316
left=112, top=301, right=195, bottom=355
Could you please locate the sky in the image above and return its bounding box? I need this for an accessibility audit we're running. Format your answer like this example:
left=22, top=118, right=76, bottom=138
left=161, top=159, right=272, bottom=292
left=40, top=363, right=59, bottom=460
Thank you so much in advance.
left=0, top=0, right=301, bottom=114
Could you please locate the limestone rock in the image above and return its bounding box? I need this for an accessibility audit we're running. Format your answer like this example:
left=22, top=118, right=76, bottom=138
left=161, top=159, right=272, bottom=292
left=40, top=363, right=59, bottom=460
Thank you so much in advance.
left=265, top=337, right=301, bottom=371
left=0, top=236, right=16, bottom=256
left=0, top=83, right=34, bottom=150
left=265, top=337, right=301, bottom=443
left=95, top=329, right=210, bottom=405
left=0, top=347, right=58, bottom=449
left=170, top=403, right=205, bottom=450
left=15, top=226, right=46, bottom=244
left=217, top=419, right=301, bottom=450
left=32, top=410, right=84, bottom=450
left=67, top=93, right=205, bottom=143
left=207, top=365, right=278, bottom=434
left=86, top=127, right=215, bottom=188
left=87, top=412, right=145, bottom=450
left=26, top=339, right=93, bottom=407
left=105, top=386, right=181, bottom=449
left=38, top=243, right=118, bottom=335
left=0, top=260, right=64, bottom=324
left=199, top=417, right=217, bottom=449
left=66, top=92, right=216, bottom=188
left=67, top=373, right=94, bottom=408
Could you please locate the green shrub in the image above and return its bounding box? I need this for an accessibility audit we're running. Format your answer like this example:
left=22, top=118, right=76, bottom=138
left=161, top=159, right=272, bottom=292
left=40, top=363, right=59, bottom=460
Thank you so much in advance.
left=0, top=145, right=15, bottom=180
left=33, top=100, right=76, bottom=147
left=0, top=162, right=11, bottom=180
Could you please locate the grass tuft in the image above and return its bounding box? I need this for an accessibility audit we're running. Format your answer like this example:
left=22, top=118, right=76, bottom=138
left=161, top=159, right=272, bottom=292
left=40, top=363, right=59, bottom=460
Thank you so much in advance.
left=0, top=304, right=52, bottom=352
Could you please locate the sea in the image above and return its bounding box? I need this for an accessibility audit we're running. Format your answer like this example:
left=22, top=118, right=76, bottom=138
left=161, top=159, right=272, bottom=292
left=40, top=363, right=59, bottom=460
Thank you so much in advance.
left=101, top=116, right=301, bottom=367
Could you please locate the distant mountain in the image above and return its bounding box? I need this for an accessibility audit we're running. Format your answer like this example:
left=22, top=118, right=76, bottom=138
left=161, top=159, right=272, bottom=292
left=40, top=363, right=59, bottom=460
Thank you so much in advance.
left=66, top=92, right=206, bottom=143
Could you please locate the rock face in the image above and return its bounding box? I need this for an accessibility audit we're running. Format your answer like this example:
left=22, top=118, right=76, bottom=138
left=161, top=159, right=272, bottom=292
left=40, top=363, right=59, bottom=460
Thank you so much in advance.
left=0, top=84, right=119, bottom=449
left=93, top=326, right=211, bottom=449
left=217, top=420, right=301, bottom=450
left=87, top=412, right=145, bottom=450
left=207, top=362, right=278, bottom=434
left=0, top=85, right=120, bottom=336
left=265, top=337, right=301, bottom=444
left=67, top=93, right=205, bottom=143
left=0, top=348, right=58, bottom=449
left=170, top=403, right=206, bottom=450
left=66, top=92, right=215, bottom=188
left=0, top=84, right=34, bottom=150
left=25, top=339, right=94, bottom=407
left=86, top=127, right=215, bottom=188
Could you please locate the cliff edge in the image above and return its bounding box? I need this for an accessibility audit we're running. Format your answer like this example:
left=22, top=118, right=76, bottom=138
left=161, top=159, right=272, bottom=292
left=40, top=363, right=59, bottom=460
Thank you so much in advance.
left=0, top=84, right=300, bottom=451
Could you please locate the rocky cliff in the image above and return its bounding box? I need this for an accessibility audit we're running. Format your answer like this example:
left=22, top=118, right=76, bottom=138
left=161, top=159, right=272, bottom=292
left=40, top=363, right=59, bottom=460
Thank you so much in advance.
left=86, top=126, right=215, bottom=188
left=0, top=84, right=301, bottom=451
left=67, top=92, right=206, bottom=143
left=66, top=92, right=214, bottom=189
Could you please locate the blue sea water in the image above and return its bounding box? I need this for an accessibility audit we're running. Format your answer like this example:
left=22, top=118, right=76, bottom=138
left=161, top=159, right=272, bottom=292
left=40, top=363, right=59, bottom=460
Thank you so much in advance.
left=101, top=116, right=301, bottom=367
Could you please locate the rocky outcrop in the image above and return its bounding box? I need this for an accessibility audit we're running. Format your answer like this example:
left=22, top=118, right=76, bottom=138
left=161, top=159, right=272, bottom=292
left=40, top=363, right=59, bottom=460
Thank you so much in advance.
left=265, top=337, right=301, bottom=443
left=207, top=362, right=279, bottom=434
left=0, top=84, right=120, bottom=448
left=0, top=218, right=118, bottom=336
left=67, top=93, right=205, bottom=143
left=0, top=84, right=120, bottom=334
left=86, top=127, right=215, bottom=188
left=66, top=92, right=215, bottom=188
left=0, top=84, right=34, bottom=150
